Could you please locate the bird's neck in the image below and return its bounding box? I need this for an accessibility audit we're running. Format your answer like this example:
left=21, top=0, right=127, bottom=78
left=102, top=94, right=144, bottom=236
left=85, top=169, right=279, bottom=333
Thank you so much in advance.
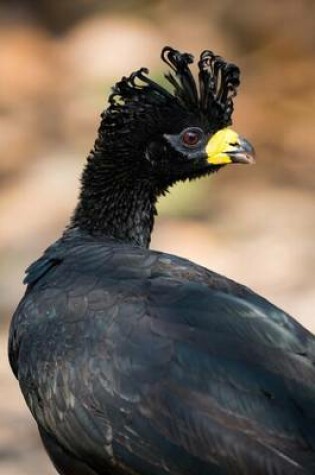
left=70, top=151, right=159, bottom=248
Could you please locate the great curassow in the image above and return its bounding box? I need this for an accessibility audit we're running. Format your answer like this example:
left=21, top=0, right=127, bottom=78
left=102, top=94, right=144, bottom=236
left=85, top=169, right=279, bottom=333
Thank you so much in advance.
left=9, top=47, right=315, bottom=475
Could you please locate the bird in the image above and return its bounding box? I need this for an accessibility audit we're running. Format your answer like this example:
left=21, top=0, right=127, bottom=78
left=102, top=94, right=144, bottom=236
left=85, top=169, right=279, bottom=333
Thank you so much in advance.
left=8, top=46, right=315, bottom=475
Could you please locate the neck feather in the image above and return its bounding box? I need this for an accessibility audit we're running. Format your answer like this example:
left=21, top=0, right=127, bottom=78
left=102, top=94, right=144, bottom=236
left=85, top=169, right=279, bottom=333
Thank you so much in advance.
left=71, top=150, right=160, bottom=248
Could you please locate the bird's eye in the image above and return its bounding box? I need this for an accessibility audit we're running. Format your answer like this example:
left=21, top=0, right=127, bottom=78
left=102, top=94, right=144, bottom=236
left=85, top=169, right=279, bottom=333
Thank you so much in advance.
left=181, top=128, right=203, bottom=148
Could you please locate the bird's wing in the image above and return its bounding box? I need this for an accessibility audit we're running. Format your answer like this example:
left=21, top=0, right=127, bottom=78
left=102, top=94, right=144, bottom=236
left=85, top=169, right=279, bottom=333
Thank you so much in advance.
left=134, top=278, right=315, bottom=474
left=10, top=238, right=315, bottom=475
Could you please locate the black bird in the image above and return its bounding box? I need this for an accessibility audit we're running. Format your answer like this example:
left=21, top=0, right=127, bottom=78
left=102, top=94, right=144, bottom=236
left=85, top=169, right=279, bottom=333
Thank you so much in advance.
left=9, top=47, right=315, bottom=475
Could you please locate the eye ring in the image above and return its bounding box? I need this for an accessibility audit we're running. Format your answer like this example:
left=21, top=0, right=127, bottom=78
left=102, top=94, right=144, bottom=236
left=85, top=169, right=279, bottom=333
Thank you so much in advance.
left=181, top=127, right=204, bottom=148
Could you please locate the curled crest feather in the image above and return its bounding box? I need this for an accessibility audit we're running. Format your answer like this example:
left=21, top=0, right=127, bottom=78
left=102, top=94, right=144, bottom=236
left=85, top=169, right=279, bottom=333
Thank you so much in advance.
left=198, top=50, right=240, bottom=124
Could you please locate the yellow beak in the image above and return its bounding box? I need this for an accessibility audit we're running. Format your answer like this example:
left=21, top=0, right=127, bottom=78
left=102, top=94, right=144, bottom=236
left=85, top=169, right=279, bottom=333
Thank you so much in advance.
left=206, top=128, right=255, bottom=165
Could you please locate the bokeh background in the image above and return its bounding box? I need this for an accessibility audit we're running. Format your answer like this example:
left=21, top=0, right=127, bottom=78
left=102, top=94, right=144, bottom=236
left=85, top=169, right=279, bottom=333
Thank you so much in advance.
left=0, top=1, right=314, bottom=473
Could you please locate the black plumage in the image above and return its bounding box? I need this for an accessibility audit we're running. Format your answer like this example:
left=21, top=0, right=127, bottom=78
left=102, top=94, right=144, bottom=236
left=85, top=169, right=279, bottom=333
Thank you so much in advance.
left=9, top=47, right=315, bottom=475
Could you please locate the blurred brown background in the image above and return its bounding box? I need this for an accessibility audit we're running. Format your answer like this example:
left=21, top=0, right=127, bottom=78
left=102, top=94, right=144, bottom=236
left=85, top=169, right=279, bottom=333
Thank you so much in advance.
left=0, top=0, right=314, bottom=473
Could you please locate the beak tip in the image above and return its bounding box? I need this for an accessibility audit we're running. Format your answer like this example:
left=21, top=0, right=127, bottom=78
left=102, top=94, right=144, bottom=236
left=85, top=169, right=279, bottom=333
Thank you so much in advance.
left=230, top=137, right=256, bottom=165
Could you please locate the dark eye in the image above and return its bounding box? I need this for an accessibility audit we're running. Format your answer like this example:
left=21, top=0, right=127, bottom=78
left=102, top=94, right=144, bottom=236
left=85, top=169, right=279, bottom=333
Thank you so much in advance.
left=181, top=128, right=203, bottom=147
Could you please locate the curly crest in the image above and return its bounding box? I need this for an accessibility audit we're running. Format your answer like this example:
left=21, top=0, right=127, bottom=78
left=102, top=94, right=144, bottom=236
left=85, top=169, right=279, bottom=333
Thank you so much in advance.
left=96, top=46, right=241, bottom=152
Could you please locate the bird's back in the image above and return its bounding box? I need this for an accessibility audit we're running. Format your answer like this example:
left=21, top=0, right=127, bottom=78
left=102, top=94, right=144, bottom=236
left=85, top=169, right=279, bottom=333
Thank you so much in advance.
left=9, top=229, right=315, bottom=475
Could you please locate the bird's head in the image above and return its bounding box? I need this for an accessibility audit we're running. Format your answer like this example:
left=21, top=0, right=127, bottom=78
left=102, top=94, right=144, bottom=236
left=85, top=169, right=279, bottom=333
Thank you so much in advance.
left=94, top=46, right=255, bottom=188
left=75, top=47, right=255, bottom=244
